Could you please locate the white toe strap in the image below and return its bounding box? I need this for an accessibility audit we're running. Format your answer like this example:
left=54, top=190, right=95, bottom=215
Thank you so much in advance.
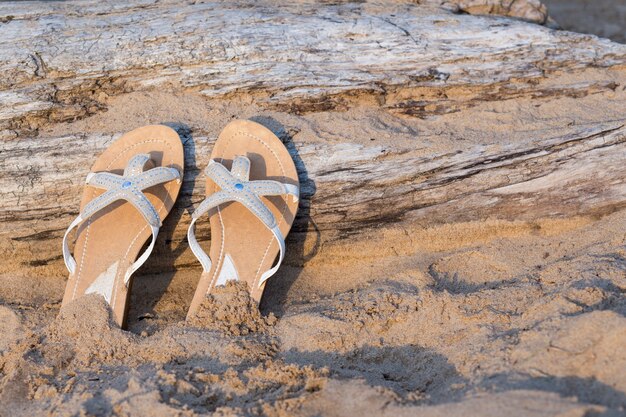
left=187, top=216, right=212, bottom=272
left=124, top=225, right=159, bottom=286
left=63, top=215, right=159, bottom=287
left=62, top=214, right=84, bottom=275
left=259, top=226, right=285, bottom=287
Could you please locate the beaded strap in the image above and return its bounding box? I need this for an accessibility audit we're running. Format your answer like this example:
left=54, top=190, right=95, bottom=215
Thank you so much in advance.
left=62, top=154, right=181, bottom=286
left=187, top=156, right=298, bottom=287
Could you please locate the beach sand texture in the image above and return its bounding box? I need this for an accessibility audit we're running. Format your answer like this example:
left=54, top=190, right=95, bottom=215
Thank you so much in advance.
left=1, top=1, right=625, bottom=416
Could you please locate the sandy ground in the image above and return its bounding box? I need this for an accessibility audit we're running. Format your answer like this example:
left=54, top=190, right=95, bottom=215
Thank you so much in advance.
left=1, top=7, right=626, bottom=413
left=1, top=84, right=626, bottom=416
left=2, top=203, right=625, bottom=416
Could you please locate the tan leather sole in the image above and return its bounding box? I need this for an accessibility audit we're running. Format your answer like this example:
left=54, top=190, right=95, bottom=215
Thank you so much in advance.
left=61, top=125, right=184, bottom=328
left=187, top=120, right=299, bottom=319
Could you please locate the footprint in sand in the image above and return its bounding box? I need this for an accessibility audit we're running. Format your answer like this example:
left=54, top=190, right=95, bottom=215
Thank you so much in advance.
left=429, top=251, right=516, bottom=294
left=0, top=306, right=24, bottom=353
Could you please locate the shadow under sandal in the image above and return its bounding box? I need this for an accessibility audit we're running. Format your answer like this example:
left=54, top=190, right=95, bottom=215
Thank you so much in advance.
left=187, top=119, right=299, bottom=319
left=61, top=125, right=184, bottom=327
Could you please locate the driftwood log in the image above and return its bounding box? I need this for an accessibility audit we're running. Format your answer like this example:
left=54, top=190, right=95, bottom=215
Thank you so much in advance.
left=1, top=1, right=625, bottom=274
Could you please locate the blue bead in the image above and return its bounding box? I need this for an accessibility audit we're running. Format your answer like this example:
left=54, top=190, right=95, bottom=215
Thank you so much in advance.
left=122, top=181, right=132, bottom=189
left=234, top=183, right=244, bottom=190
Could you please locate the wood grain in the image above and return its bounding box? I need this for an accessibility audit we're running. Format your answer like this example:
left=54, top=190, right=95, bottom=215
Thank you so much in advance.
left=1, top=0, right=625, bottom=273
left=1, top=0, right=624, bottom=138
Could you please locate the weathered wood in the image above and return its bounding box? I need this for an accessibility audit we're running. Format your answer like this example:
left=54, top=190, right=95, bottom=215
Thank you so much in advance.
left=0, top=0, right=624, bottom=138
left=2, top=120, right=625, bottom=271
left=1, top=1, right=625, bottom=273
left=425, top=0, right=550, bottom=24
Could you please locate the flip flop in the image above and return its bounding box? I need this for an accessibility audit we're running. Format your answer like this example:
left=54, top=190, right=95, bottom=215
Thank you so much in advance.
left=61, top=125, right=184, bottom=327
left=187, top=120, right=299, bottom=318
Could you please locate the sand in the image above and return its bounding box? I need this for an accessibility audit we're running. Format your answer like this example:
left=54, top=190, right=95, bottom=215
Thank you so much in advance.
left=1, top=10, right=626, bottom=414
left=1, top=176, right=625, bottom=416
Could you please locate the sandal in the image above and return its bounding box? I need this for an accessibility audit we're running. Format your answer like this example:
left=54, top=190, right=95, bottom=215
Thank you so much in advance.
left=187, top=120, right=299, bottom=318
left=61, top=125, right=184, bottom=327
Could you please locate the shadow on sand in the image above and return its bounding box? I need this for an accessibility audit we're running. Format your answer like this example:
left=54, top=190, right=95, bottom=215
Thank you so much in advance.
left=127, top=122, right=201, bottom=330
